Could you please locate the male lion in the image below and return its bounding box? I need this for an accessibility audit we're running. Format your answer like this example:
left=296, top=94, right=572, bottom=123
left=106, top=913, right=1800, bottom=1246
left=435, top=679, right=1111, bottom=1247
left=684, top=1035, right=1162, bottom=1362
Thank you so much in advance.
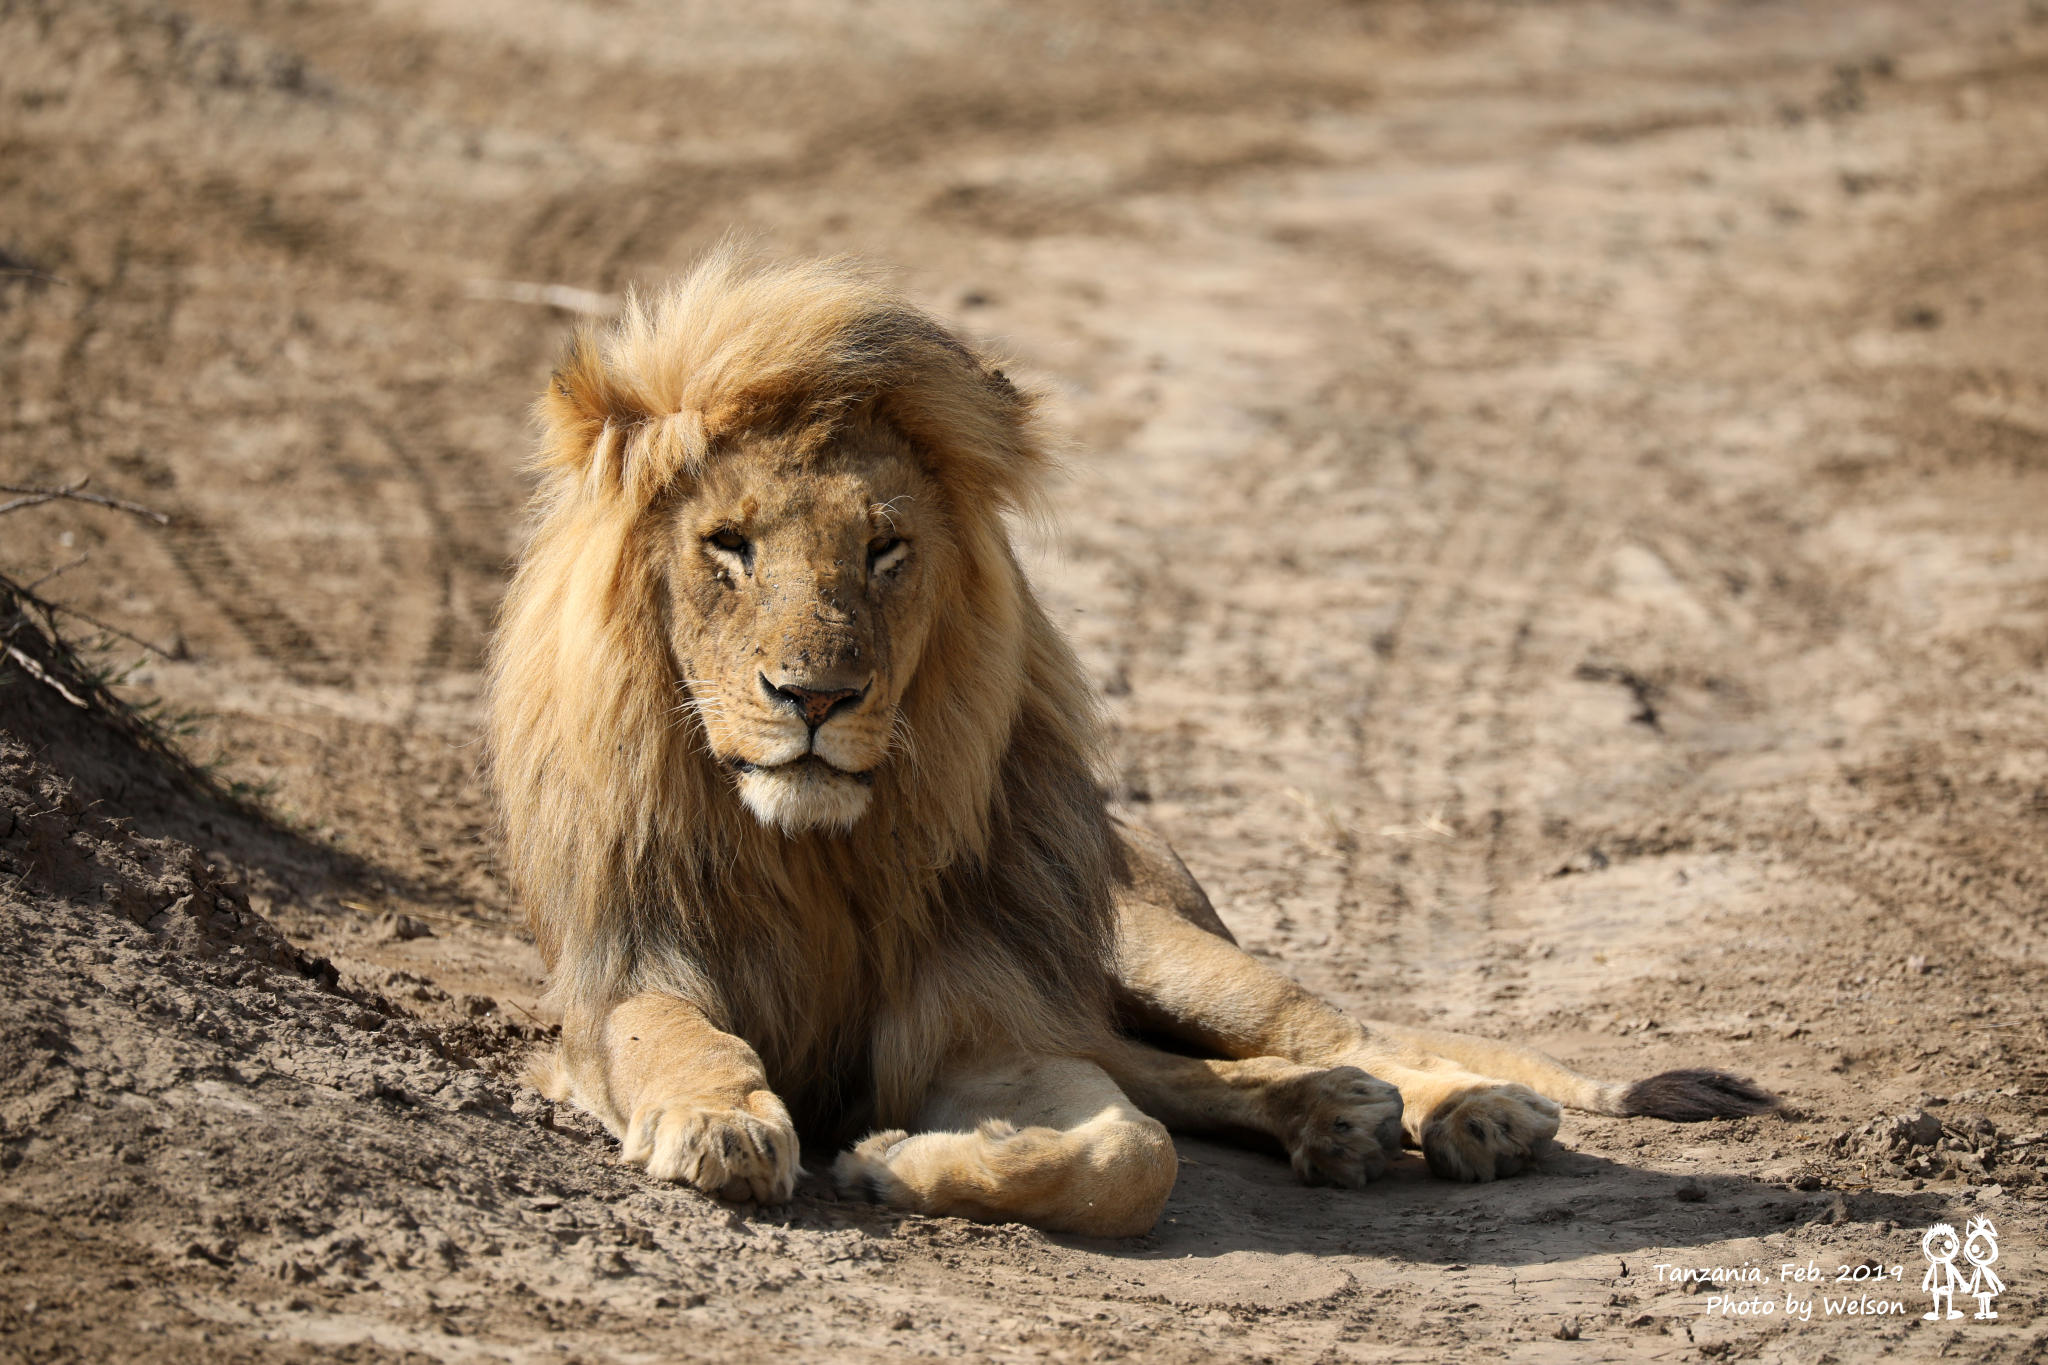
left=486, top=249, right=1773, bottom=1237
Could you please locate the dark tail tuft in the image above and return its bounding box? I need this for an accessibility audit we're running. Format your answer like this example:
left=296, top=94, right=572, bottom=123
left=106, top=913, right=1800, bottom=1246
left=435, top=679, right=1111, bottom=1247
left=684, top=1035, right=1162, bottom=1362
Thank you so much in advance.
left=1620, top=1069, right=1778, bottom=1121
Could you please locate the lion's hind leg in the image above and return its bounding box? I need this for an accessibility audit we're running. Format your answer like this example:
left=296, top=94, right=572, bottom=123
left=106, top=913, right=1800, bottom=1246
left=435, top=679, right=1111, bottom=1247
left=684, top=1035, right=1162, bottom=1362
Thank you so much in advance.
left=1114, top=886, right=1563, bottom=1183
left=831, top=1054, right=1177, bottom=1238
left=1359, top=1022, right=1778, bottom=1122
left=1112, top=838, right=1771, bottom=1185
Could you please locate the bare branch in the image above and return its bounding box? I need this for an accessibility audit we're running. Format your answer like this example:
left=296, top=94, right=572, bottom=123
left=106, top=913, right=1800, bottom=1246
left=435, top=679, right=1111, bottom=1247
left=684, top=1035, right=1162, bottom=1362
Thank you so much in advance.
left=0, top=570, right=177, bottom=659
left=3, top=642, right=90, bottom=708
left=0, top=478, right=170, bottom=525
left=464, top=278, right=620, bottom=315
left=25, top=553, right=89, bottom=591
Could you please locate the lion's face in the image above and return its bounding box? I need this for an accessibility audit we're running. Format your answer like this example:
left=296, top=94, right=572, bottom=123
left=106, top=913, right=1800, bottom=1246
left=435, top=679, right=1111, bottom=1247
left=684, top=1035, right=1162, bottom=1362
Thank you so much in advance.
left=659, top=421, right=939, bottom=834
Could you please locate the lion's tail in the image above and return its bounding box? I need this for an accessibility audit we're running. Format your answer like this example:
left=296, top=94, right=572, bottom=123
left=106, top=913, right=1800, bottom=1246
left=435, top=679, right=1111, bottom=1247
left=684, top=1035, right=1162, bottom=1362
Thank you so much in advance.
left=1364, top=1021, right=1779, bottom=1121
left=1602, top=1067, right=1781, bottom=1121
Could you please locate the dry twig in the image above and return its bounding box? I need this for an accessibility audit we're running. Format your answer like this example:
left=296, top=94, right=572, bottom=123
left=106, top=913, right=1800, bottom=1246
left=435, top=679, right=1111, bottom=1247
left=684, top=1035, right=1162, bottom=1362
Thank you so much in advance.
left=3, top=642, right=89, bottom=708
left=0, top=477, right=170, bottom=524
left=0, top=570, right=176, bottom=659
left=25, top=553, right=89, bottom=591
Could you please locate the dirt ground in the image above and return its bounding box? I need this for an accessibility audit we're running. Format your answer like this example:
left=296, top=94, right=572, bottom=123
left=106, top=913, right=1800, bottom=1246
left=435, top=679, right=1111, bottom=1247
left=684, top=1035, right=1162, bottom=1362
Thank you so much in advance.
left=5, top=0, right=2048, bottom=1360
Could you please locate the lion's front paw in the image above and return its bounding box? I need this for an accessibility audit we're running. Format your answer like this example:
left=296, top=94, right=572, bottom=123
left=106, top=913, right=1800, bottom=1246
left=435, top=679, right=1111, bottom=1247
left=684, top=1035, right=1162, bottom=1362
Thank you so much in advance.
left=1417, top=1083, right=1559, bottom=1182
left=619, top=1090, right=800, bottom=1203
left=1270, top=1065, right=1403, bottom=1188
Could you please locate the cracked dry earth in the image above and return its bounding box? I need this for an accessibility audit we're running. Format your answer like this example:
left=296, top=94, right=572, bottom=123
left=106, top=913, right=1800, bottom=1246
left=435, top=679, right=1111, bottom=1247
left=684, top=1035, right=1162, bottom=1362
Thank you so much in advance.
left=5, top=0, right=2048, bottom=1361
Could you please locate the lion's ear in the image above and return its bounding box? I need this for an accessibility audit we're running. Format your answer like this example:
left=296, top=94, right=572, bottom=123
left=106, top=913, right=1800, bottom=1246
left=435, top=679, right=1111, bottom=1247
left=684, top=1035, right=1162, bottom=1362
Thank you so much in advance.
left=545, top=331, right=615, bottom=421
left=534, top=329, right=657, bottom=499
left=535, top=332, right=614, bottom=477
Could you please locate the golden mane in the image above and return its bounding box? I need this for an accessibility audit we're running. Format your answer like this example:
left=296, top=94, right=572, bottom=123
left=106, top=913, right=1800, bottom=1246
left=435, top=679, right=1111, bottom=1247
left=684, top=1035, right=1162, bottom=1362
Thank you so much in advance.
left=486, top=248, right=1116, bottom=1140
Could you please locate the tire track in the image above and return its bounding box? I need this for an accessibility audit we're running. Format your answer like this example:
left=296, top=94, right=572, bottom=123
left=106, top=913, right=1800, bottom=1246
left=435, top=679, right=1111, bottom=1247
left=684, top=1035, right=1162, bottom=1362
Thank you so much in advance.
left=163, top=510, right=334, bottom=680
left=358, top=410, right=464, bottom=681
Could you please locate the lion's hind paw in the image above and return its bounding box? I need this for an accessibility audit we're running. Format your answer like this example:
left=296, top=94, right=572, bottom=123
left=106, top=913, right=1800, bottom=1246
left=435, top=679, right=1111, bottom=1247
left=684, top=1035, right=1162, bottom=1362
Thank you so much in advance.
left=832, top=1128, right=913, bottom=1207
left=620, top=1093, right=800, bottom=1204
left=1418, top=1083, right=1560, bottom=1183
left=1272, top=1065, right=1403, bottom=1188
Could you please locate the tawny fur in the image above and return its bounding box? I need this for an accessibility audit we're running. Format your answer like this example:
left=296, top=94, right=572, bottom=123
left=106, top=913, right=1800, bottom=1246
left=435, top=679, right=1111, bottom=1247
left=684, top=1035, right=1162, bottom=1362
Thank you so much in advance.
left=486, top=248, right=1774, bottom=1236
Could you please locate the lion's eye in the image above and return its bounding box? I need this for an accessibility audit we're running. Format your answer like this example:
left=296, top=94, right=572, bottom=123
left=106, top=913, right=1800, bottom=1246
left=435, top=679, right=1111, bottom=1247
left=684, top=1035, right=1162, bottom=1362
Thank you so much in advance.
left=868, top=537, right=909, bottom=576
left=705, top=527, right=753, bottom=573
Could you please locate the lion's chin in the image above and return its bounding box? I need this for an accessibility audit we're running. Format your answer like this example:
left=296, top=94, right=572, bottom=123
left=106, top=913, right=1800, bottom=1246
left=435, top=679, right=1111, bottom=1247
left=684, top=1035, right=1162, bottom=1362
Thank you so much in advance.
left=731, top=756, right=875, bottom=835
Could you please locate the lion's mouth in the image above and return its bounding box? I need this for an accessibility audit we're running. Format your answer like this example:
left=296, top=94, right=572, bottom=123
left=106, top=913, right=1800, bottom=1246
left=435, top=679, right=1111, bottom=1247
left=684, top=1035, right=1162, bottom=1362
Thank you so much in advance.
left=726, top=752, right=879, bottom=833
left=726, top=755, right=875, bottom=788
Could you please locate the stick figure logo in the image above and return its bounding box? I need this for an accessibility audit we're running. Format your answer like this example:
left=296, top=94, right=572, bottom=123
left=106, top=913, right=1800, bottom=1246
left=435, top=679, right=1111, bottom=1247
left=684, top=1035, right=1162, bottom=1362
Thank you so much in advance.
left=1963, top=1217, right=2004, bottom=1321
left=1922, top=1223, right=1966, bottom=1321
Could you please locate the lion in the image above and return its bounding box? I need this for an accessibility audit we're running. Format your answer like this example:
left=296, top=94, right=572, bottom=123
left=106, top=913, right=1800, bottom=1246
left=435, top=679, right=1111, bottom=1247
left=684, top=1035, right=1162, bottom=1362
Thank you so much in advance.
left=485, top=247, right=1774, bottom=1238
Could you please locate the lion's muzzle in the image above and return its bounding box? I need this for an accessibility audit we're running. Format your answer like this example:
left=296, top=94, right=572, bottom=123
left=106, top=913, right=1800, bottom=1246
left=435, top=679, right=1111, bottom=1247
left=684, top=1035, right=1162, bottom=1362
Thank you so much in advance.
left=717, top=672, right=892, bottom=834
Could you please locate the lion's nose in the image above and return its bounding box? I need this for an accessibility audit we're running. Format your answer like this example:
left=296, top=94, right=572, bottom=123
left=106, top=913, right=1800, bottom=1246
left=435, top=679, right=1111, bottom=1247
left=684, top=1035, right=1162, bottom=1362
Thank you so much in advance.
left=761, top=676, right=865, bottom=728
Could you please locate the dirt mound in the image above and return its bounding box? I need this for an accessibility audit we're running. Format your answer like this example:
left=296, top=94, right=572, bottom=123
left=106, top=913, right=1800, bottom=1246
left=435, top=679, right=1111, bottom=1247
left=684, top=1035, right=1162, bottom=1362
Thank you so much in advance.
left=0, top=729, right=948, bottom=1362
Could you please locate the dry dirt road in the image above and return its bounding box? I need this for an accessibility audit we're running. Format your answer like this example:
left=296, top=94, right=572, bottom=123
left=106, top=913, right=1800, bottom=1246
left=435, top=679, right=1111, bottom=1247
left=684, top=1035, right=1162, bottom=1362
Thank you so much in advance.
left=5, top=1, right=2048, bottom=1361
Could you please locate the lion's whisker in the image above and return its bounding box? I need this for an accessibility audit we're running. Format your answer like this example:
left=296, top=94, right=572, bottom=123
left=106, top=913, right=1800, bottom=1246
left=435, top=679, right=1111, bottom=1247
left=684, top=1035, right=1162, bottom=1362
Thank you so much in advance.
left=885, top=710, right=919, bottom=767
left=868, top=495, right=915, bottom=533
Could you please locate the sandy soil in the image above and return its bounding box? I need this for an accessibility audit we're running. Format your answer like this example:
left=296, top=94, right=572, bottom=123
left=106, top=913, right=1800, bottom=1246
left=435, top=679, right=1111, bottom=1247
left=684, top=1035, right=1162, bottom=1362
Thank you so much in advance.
left=5, top=0, right=2048, bottom=1360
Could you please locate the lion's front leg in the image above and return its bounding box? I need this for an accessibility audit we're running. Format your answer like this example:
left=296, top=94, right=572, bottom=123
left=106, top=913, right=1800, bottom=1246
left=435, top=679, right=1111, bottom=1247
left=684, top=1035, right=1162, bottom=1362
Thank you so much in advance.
left=832, top=1054, right=1177, bottom=1237
left=1095, top=1039, right=1402, bottom=1187
left=543, top=993, right=800, bottom=1203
